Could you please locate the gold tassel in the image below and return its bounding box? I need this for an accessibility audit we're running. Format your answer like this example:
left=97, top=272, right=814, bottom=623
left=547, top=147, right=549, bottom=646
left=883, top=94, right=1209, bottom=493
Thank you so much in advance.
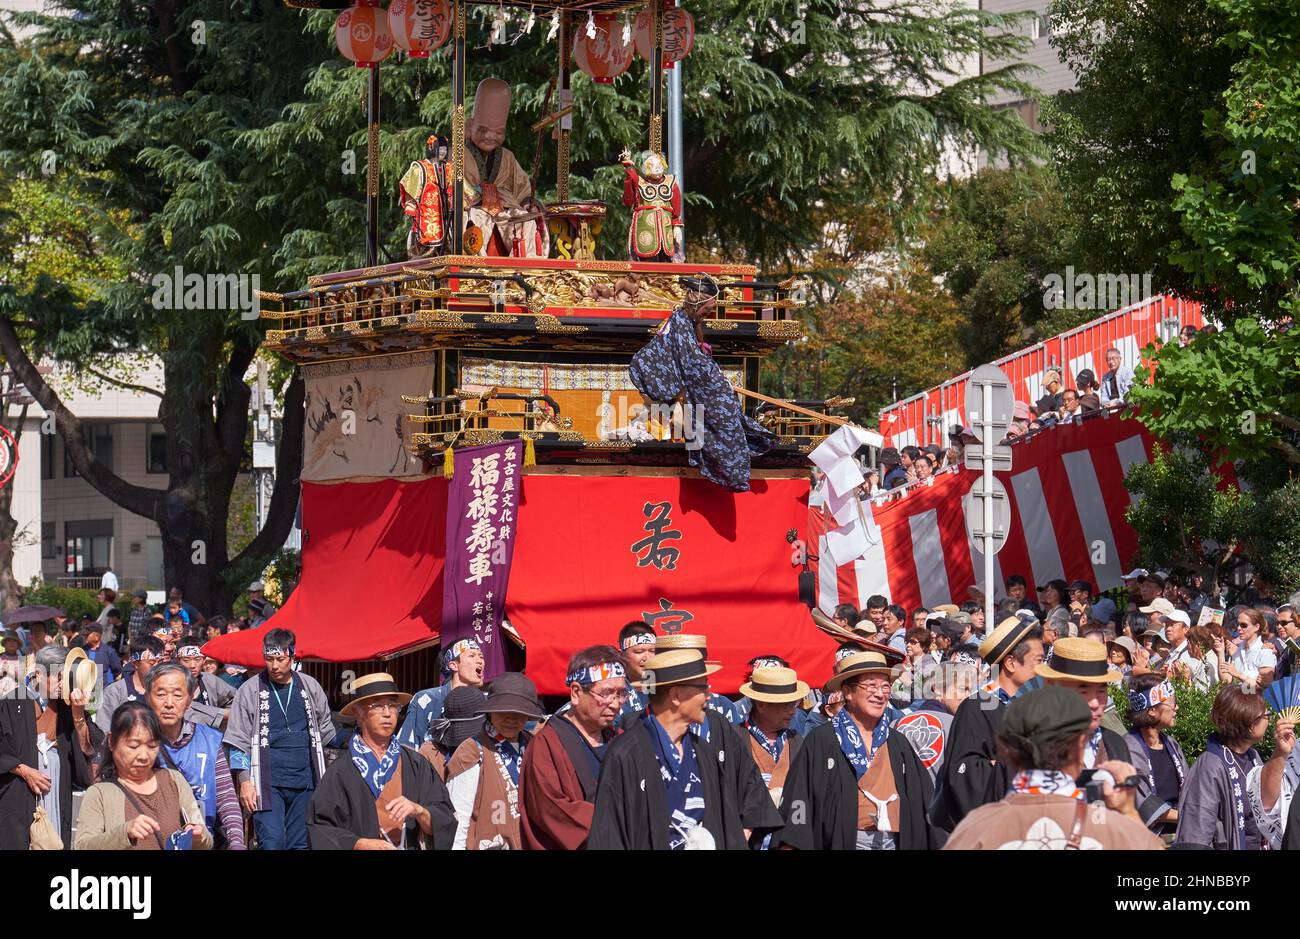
left=523, top=436, right=536, bottom=467
left=442, top=445, right=454, bottom=479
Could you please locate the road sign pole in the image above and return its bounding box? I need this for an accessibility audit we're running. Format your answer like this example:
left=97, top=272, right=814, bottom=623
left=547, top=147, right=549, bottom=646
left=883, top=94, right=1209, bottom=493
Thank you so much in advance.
left=982, top=381, right=995, bottom=632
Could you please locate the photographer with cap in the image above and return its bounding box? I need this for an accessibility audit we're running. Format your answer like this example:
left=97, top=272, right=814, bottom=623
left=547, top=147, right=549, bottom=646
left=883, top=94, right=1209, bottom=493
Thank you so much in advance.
left=944, top=686, right=1161, bottom=849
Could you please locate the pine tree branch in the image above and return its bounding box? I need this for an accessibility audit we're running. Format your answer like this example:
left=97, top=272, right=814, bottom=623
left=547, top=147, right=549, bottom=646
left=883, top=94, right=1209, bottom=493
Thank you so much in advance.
left=0, top=316, right=163, bottom=519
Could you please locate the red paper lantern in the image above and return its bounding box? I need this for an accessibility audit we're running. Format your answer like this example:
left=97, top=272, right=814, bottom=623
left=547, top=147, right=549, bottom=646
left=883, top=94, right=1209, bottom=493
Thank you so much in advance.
left=388, top=0, right=452, bottom=59
left=573, top=14, right=634, bottom=84
left=634, top=5, right=694, bottom=69
left=335, top=1, right=394, bottom=69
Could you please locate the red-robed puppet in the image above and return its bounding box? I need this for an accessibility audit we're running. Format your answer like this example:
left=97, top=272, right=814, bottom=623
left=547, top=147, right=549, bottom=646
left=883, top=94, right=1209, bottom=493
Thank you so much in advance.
left=399, top=134, right=452, bottom=259
left=620, top=149, right=683, bottom=263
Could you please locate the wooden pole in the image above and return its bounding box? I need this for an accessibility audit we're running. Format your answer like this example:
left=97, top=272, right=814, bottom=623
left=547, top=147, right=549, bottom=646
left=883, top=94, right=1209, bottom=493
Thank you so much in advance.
left=649, top=1, right=663, bottom=154
left=366, top=63, right=381, bottom=267
left=731, top=384, right=854, bottom=428
left=556, top=10, right=572, bottom=201
left=450, top=0, right=466, bottom=255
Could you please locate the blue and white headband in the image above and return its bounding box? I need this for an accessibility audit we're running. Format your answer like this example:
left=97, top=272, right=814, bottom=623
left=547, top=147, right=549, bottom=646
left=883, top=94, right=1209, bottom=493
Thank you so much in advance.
left=949, top=650, right=981, bottom=666
left=834, top=646, right=858, bottom=663
left=178, top=645, right=203, bottom=659
left=566, top=661, right=627, bottom=686
left=749, top=657, right=785, bottom=671
left=621, top=632, right=656, bottom=650
left=263, top=644, right=294, bottom=659
left=447, top=638, right=480, bottom=662
left=1129, top=679, right=1174, bottom=713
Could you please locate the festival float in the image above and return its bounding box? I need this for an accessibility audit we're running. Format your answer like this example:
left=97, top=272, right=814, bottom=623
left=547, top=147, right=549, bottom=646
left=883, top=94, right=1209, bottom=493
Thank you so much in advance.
left=202, top=0, right=1167, bottom=702
left=204, top=0, right=854, bottom=698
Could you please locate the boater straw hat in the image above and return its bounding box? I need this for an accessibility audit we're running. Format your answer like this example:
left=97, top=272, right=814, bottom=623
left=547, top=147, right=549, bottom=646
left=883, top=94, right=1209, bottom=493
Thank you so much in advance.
left=1035, top=637, right=1123, bottom=684
left=62, top=647, right=100, bottom=704
left=980, top=615, right=1039, bottom=666
left=656, top=633, right=710, bottom=654
left=740, top=666, right=810, bottom=704
left=634, top=649, right=722, bottom=691
left=341, top=672, right=413, bottom=718
left=810, top=609, right=906, bottom=664
left=824, top=649, right=894, bottom=693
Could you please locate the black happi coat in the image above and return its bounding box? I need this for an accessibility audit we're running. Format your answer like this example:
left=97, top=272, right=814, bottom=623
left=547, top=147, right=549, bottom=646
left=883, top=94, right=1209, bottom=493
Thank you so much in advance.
left=307, top=746, right=457, bottom=850
left=776, top=721, right=942, bottom=850
left=935, top=692, right=1008, bottom=831
left=0, top=696, right=102, bottom=850
left=588, top=711, right=782, bottom=850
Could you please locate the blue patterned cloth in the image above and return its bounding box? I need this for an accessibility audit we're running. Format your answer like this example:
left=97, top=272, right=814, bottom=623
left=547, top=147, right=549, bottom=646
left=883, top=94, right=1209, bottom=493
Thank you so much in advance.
left=629, top=308, right=775, bottom=491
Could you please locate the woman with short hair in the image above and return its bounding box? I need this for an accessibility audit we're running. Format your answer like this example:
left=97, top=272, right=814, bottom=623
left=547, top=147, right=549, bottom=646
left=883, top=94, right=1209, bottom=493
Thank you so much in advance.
left=1174, top=685, right=1269, bottom=850
left=1123, top=673, right=1189, bottom=841
left=75, top=701, right=212, bottom=850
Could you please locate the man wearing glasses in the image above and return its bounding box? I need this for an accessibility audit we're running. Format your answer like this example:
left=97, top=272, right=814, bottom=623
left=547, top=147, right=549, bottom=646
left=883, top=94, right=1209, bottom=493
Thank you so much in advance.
left=224, top=629, right=335, bottom=849
left=777, top=649, right=941, bottom=850
left=519, top=645, right=628, bottom=849
left=307, top=672, right=455, bottom=850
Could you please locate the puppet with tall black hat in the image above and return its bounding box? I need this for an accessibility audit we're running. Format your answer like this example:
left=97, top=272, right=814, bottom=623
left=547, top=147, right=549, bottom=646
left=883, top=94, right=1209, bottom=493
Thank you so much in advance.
left=776, top=649, right=942, bottom=850
left=933, top=615, right=1044, bottom=831
left=589, top=647, right=783, bottom=850
left=627, top=273, right=775, bottom=491
left=306, top=673, right=456, bottom=850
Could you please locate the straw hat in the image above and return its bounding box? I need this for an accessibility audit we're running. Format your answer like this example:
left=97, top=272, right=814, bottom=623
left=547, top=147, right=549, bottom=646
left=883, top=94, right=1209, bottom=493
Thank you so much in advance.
left=62, top=647, right=100, bottom=704
left=1035, top=637, right=1122, bottom=684
left=825, top=649, right=894, bottom=693
left=810, top=609, right=905, bottom=663
left=341, top=672, right=413, bottom=718
left=740, top=666, right=810, bottom=704
left=633, top=649, right=722, bottom=691
left=980, top=615, right=1039, bottom=666
left=931, top=603, right=960, bottom=616
left=655, top=633, right=709, bottom=654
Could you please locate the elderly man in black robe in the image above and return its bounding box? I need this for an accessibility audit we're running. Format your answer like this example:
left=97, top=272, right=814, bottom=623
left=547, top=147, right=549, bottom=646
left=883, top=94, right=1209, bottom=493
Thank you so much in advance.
left=628, top=275, right=774, bottom=491
left=0, top=645, right=103, bottom=849
left=777, top=649, right=942, bottom=850
left=589, top=648, right=782, bottom=849
left=307, top=673, right=456, bottom=850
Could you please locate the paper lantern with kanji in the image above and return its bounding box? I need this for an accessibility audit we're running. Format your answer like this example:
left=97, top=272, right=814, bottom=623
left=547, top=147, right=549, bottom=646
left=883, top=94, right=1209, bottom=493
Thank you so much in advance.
left=634, top=5, right=694, bottom=69
left=574, top=14, right=634, bottom=84
left=388, top=0, right=452, bottom=59
left=336, top=1, right=394, bottom=69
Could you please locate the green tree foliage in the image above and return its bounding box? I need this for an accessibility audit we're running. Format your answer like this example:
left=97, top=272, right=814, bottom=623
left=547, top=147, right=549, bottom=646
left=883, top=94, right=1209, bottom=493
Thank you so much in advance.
left=1168, top=0, right=1300, bottom=323
left=1044, top=0, right=1239, bottom=293
left=1129, top=319, right=1300, bottom=466
left=1124, top=448, right=1253, bottom=596
left=922, top=165, right=1092, bottom=367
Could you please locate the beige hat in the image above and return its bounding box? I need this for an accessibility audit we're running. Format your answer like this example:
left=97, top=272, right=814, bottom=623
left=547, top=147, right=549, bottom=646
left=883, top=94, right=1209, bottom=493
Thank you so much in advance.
left=634, top=649, right=722, bottom=691
left=740, top=666, right=811, bottom=704
left=853, top=619, right=878, bottom=635
left=980, top=615, right=1039, bottom=666
left=825, top=649, right=894, bottom=693
left=1036, top=637, right=1123, bottom=684
left=656, top=633, right=709, bottom=653
left=931, top=603, right=960, bottom=615
left=62, top=647, right=100, bottom=704
left=340, top=672, right=413, bottom=718
left=1138, top=598, right=1176, bottom=617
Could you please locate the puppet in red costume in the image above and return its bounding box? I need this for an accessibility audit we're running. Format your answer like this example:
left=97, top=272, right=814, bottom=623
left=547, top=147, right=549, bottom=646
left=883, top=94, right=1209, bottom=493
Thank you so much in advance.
left=400, top=134, right=452, bottom=259
left=620, top=149, right=683, bottom=263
